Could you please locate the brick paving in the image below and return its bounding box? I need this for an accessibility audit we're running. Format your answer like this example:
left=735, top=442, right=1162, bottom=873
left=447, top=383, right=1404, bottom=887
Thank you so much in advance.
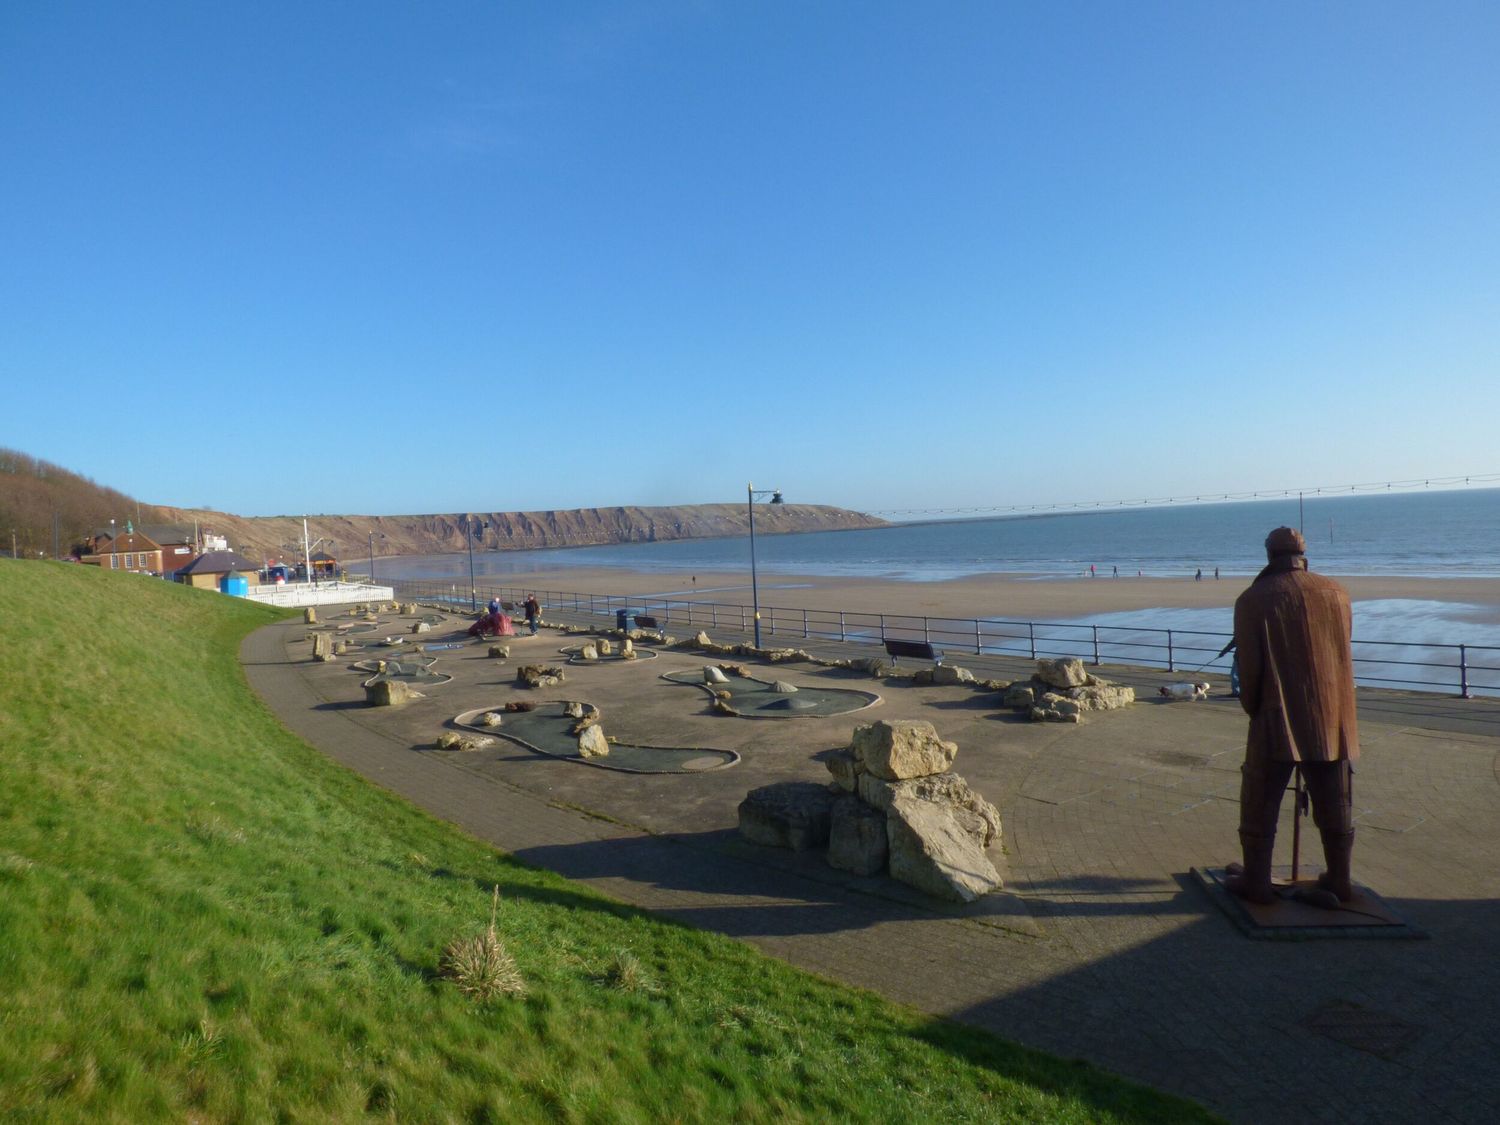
left=243, top=609, right=1500, bottom=1124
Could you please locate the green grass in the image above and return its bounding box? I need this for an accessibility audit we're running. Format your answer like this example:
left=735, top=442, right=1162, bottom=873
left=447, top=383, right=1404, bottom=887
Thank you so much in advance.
left=0, top=559, right=1217, bottom=1123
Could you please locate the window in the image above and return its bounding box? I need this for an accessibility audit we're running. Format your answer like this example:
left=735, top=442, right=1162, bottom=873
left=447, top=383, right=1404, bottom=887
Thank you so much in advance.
left=110, top=555, right=119, bottom=569
left=124, top=553, right=134, bottom=568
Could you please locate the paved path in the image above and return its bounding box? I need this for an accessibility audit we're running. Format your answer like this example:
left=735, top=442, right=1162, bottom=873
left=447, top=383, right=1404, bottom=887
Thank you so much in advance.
left=243, top=613, right=1500, bottom=1124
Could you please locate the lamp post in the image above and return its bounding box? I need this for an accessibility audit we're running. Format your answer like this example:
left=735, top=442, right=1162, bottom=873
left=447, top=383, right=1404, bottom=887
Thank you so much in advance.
left=746, top=483, right=784, bottom=647
left=464, top=517, right=490, bottom=612
left=368, top=530, right=386, bottom=588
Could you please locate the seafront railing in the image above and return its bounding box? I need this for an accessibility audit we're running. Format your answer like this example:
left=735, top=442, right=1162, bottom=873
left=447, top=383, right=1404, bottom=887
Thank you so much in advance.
left=383, top=579, right=1500, bottom=700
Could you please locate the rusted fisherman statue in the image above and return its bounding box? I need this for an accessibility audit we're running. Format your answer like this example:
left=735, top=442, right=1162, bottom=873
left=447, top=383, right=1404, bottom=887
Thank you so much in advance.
left=1225, top=527, right=1360, bottom=905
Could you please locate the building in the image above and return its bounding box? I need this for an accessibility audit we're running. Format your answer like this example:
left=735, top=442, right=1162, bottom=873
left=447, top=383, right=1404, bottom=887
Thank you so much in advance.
left=176, top=551, right=263, bottom=591
left=81, top=529, right=165, bottom=575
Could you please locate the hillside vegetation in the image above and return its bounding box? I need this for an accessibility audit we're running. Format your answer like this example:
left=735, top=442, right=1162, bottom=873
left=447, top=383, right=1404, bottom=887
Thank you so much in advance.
left=0, top=448, right=166, bottom=556
left=0, top=559, right=1214, bottom=1123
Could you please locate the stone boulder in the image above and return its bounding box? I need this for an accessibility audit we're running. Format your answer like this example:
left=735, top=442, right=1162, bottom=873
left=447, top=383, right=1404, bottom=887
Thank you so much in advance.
left=857, top=771, right=1000, bottom=849
left=851, top=720, right=957, bottom=781
left=411, top=621, right=431, bottom=634
left=694, top=631, right=713, bottom=648
left=436, top=731, right=495, bottom=752
left=1036, top=657, right=1088, bottom=689
left=579, top=644, right=598, bottom=661
left=311, top=633, right=335, bottom=662
left=823, top=748, right=860, bottom=792
left=516, top=665, right=566, bottom=688
left=488, top=645, right=509, bottom=659
left=620, top=638, right=634, bottom=656
left=596, top=638, right=613, bottom=656
left=1002, top=683, right=1036, bottom=709
left=886, top=796, right=1003, bottom=903
left=365, top=679, right=424, bottom=707
left=303, top=607, right=317, bottom=624
left=763, top=647, right=811, bottom=664
left=931, top=664, right=976, bottom=686
left=827, top=796, right=888, bottom=876
left=737, top=782, right=837, bottom=851
left=1070, top=683, right=1135, bottom=711
left=477, top=711, right=504, bottom=727
left=576, top=725, right=610, bottom=758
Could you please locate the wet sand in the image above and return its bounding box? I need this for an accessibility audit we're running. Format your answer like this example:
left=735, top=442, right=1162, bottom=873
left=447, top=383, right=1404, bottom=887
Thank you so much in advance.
left=464, top=564, right=1500, bottom=626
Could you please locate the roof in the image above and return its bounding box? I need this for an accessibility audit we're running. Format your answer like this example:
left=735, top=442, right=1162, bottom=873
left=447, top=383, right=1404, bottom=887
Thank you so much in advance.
left=310, top=550, right=337, bottom=561
left=178, top=550, right=261, bottom=575
left=96, top=532, right=162, bottom=554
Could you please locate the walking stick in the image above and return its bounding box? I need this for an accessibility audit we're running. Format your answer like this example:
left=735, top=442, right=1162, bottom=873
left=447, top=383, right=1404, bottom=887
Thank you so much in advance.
left=1290, top=769, right=1307, bottom=881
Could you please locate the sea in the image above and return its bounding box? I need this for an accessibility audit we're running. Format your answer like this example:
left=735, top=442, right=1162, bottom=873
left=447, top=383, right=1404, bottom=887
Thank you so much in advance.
left=378, top=488, right=1500, bottom=694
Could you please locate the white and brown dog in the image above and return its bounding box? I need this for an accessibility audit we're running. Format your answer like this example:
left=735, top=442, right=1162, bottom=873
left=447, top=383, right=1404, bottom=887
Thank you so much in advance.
left=1158, top=681, right=1211, bottom=701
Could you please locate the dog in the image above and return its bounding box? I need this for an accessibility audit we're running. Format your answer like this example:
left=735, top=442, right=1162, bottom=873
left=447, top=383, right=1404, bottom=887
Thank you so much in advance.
left=1158, top=681, right=1211, bottom=701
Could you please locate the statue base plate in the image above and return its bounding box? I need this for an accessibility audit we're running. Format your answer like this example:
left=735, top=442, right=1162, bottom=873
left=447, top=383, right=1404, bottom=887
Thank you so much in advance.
left=1191, top=866, right=1425, bottom=940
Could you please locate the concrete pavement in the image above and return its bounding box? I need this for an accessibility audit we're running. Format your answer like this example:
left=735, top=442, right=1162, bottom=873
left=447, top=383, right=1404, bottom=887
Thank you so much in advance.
left=242, top=607, right=1500, bottom=1124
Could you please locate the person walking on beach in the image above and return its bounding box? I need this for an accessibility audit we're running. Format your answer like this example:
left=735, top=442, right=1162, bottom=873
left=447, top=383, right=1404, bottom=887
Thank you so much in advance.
left=1214, top=567, right=1220, bottom=580
left=1112, top=565, right=1118, bottom=578
left=1224, top=527, right=1360, bottom=906
left=523, top=593, right=540, bottom=636
left=1195, top=568, right=1203, bottom=582
left=1090, top=564, right=1096, bottom=578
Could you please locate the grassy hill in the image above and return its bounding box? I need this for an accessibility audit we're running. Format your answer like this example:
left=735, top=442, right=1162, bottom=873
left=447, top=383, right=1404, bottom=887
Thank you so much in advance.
left=0, top=559, right=1215, bottom=1123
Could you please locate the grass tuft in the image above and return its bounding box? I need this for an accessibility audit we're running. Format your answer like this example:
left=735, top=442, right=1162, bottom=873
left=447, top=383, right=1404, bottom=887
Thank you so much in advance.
left=598, top=949, right=656, bottom=994
left=440, top=886, right=526, bottom=1002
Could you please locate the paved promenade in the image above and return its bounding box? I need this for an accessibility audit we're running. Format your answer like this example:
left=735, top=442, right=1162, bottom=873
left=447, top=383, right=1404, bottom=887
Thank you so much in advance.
left=242, top=609, right=1500, bottom=1124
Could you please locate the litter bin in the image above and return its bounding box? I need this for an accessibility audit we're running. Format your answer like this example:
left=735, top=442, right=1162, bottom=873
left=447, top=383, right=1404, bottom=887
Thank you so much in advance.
left=616, top=609, right=637, bottom=631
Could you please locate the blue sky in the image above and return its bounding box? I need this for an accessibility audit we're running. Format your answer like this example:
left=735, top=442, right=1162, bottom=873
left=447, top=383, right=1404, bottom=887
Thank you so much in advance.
left=3, top=2, right=1497, bottom=517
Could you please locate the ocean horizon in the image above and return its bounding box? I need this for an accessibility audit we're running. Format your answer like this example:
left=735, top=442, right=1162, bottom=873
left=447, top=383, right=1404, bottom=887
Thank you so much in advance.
left=379, top=487, right=1500, bottom=584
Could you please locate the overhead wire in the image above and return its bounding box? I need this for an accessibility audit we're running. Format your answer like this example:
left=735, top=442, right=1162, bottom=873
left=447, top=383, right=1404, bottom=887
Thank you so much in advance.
left=864, top=472, right=1500, bottom=517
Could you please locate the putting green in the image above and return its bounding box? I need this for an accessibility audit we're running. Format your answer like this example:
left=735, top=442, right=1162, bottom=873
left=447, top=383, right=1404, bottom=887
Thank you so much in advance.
left=661, top=668, right=880, bottom=718
left=454, top=704, right=737, bottom=773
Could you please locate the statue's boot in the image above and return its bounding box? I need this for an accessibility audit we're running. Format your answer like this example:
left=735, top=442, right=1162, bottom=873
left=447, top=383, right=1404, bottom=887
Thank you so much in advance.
left=1223, top=832, right=1276, bottom=904
left=1315, top=829, right=1356, bottom=902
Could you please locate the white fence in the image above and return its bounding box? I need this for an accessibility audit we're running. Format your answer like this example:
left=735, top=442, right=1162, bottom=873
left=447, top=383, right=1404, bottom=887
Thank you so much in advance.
left=243, top=581, right=394, bottom=608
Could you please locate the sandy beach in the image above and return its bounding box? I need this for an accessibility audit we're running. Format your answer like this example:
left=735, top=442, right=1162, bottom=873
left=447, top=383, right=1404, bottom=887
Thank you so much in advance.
left=452, top=563, right=1500, bottom=627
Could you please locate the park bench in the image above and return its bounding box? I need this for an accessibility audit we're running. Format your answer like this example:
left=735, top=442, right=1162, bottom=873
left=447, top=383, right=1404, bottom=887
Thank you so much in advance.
left=883, top=638, right=942, bottom=665
left=635, top=615, right=660, bottom=629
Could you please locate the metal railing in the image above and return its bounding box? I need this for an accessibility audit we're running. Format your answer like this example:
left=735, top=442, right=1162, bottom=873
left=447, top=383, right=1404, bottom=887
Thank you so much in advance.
left=388, top=579, right=1500, bottom=700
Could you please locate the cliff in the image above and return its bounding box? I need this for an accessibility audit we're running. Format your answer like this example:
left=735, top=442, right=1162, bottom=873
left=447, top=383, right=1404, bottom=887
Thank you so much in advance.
left=145, top=503, right=887, bottom=563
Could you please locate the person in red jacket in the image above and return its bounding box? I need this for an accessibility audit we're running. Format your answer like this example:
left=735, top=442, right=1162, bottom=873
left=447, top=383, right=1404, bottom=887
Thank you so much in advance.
left=1225, top=527, right=1360, bottom=905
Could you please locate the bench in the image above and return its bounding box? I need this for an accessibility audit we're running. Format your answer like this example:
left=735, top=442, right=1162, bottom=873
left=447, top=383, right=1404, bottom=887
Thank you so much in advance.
left=635, top=615, right=660, bottom=630
left=883, top=638, right=942, bottom=664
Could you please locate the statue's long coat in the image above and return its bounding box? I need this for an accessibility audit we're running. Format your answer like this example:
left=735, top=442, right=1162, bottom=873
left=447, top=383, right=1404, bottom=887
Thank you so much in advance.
left=1233, top=558, right=1360, bottom=764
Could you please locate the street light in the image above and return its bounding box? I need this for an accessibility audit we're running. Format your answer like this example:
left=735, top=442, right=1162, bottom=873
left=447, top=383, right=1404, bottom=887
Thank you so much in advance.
left=746, top=483, right=783, bottom=647
left=368, top=530, right=386, bottom=588
left=464, top=517, right=490, bottom=612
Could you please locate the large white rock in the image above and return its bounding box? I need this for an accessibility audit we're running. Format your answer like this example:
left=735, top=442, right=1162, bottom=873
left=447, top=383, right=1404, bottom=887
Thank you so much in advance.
left=886, top=797, right=1002, bottom=902
left=576, top=724, right=610, bottom=758
left=365, top=679, right=423, bottom=707
left=579, top=644, right=599, bottom=661
left=931, top=664, right=975, bottom=686
left=1069, top=683, right=1135, bottom=711
left=857, top=771, right=1001, bottom=849
left=1036, top=657, right=1088, bottom=689
left=851, top=720, right=957, bottom=781
left=703, top=665, right=729, bottom=684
